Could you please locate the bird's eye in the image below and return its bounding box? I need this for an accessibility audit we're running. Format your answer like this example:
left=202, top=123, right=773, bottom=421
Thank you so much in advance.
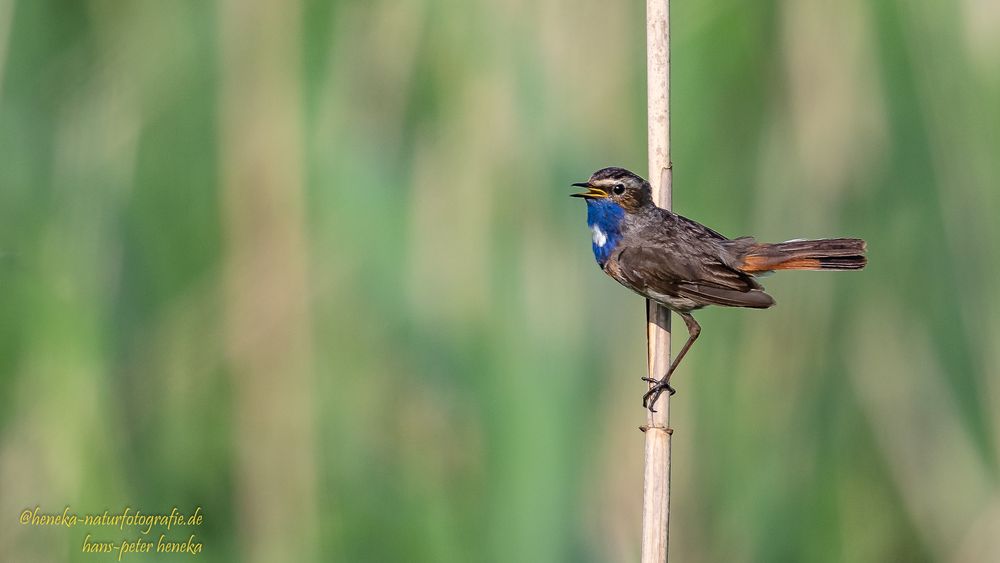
left=612, top=184, right=626, bottom=196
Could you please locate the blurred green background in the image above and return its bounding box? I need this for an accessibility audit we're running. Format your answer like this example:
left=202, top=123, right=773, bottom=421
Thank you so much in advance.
left=2, top=0, right=999, bottom=561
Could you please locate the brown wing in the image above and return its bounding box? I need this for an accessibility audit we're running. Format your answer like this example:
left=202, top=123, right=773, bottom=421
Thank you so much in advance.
left=674, top=282, right=774, bottom=309
left=614, top=245, right=774, bottom=310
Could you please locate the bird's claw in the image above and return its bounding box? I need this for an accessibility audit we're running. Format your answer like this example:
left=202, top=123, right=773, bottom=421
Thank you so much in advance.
left=641, top=377, right=676, bottom=412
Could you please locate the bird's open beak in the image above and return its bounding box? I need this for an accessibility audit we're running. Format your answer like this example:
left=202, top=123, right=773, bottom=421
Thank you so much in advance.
left=570, top=182, right=608, bottom=199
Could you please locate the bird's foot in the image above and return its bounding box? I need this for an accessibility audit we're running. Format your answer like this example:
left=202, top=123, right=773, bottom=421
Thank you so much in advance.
left=641, top=376, right=676, bottom=412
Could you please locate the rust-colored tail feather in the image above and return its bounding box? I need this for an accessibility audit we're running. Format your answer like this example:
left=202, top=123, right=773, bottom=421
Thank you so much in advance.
left=740, top=238, right=867, bottom=273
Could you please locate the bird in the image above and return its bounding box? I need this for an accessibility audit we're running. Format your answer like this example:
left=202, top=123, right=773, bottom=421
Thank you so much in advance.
left=571, top=166, right=867, bottom=411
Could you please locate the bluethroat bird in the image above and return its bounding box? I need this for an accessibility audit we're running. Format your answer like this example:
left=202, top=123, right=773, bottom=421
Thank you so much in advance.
left=572, top=167, right=867, bottom=411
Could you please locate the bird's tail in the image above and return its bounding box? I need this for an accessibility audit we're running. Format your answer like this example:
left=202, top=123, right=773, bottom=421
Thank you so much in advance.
left=739, top=238, right=867, bottom=273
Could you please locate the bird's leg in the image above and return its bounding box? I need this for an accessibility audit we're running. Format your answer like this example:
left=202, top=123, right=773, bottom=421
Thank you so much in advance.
left=642, top=312, right=701, bottom=411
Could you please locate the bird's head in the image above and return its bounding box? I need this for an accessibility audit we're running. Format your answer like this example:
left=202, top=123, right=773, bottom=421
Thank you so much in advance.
left=571, top=167, right=652, bottom=265
left=570, top=167, right=652, bottom=212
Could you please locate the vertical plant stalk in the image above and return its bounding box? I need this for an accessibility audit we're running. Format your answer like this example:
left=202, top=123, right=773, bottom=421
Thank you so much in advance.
left=641, top=0, right=672, bottom=562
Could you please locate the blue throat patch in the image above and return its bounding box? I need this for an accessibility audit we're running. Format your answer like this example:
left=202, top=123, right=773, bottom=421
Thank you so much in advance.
left=586, top=199, right=626, bottom=265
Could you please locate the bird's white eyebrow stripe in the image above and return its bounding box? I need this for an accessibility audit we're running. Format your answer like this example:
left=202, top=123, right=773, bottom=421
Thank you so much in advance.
left=592, top=225, right=608, bottom=247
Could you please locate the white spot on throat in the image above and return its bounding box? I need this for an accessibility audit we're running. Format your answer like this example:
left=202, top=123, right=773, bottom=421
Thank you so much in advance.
left=591, top=224, right=608, bottom=247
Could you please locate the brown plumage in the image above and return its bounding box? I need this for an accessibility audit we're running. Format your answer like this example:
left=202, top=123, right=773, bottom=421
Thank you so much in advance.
left=739, top=239, right=867, bottom=273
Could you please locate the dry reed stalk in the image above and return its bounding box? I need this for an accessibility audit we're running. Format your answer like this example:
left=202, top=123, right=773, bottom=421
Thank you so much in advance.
left=640, top=0, right=673, bottom=561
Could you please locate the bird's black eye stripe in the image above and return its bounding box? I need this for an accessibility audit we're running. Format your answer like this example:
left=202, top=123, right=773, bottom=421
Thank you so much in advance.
left=613, top=184, right=625, bottom=195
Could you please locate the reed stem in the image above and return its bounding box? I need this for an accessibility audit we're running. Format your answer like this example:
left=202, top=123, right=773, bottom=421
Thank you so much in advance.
left=640, top=0, right=673, bottom=561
